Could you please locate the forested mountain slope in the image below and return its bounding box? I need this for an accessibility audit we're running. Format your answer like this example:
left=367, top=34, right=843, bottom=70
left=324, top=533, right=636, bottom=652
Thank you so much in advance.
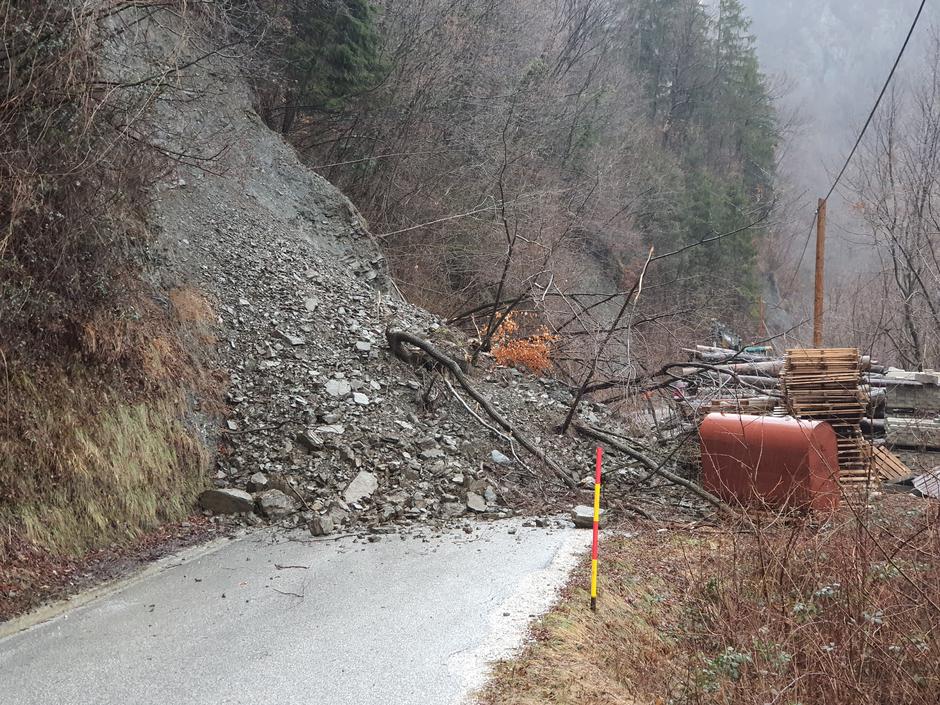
left=260, top=0, right=779, bottom=358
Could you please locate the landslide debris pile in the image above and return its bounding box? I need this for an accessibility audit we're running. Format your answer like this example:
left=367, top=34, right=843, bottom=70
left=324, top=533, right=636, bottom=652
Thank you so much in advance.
left=141, top=20, right=615, bottom=535
left=193, top=216, right=607, bottom=533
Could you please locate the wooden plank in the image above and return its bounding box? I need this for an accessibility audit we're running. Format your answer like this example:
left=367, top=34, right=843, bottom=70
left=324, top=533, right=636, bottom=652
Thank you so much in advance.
left=871, top=446, right=912, bottom=482
left=782, top=347, right=873, bottom=487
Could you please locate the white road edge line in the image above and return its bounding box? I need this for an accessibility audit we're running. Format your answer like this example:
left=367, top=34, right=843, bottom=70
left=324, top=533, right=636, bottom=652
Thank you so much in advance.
left=0, top=532, right=244, bottom=641
left=449, top=529, right=592, bottom=703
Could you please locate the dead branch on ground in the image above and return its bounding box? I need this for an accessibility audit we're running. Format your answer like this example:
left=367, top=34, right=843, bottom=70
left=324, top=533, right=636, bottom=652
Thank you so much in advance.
left=574, top=423, right=734, bottom=516
left=386, top=327, right=578, bottom=489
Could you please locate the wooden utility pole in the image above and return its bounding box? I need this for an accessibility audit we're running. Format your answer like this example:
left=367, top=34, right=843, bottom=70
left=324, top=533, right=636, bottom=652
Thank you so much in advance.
left=813, top=198, right=827, bottom=347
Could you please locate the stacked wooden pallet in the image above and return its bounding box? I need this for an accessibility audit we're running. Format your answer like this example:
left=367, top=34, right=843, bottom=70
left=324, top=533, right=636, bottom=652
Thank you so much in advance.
left=870, top=446, right=913, bottom=483
left=782, top=348, right=872, bottom=486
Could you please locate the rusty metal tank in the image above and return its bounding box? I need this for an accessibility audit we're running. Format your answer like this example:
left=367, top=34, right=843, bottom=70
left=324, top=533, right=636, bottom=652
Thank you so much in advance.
left=700, top=413, right=840, bottom=511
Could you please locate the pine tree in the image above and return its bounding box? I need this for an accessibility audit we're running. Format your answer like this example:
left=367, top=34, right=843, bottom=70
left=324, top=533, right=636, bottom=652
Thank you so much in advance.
left=281, top=0, right=381, bottom=132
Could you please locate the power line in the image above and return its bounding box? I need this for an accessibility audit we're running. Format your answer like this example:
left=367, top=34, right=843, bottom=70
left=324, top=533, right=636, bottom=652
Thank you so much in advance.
left=786, top=210, right=818, bottom=293
left=788, top=0, right=927, bottom=288
left=824, top=0, right=927, bottom=201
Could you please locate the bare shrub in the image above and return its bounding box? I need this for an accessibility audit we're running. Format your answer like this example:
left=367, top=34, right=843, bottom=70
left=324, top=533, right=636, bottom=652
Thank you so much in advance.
left=677, top=501, right=940, bottom=704
left=0, top=1, right=232, bottom=558
left=482, top=498, right=939, bottom=705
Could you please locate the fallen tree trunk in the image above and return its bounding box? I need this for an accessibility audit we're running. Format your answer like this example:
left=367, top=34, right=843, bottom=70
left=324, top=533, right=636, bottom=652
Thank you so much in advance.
left=386, top=327, right=578, bottom=490
left=718, top=360, right=784, bottom=377
left=573, top=424, right=734, bottom=517
left=701, top=371, right=780, bottom=390
left=683, top=347, right=772, bottom=364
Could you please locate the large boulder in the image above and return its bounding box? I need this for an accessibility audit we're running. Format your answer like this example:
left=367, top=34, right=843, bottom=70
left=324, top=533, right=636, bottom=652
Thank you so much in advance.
left=199, top=488, right=254, bottom=515
left=466, top=492, right=487, bottom=513
left=571, top=504, right=607, bottom=529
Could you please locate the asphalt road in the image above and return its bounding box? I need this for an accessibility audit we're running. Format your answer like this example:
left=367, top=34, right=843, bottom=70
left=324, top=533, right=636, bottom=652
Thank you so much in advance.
left=0, top=520, right=588, bottom=705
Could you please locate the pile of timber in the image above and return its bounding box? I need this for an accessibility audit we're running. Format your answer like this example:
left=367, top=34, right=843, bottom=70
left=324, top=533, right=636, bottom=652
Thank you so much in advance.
left=781, top=348, right=871, bottom=485
left=885, top=417, right=940, bottom=450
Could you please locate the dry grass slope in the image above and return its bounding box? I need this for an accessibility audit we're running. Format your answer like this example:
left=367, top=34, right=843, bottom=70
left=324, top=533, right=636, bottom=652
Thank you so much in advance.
left=0, top=372, right=209, bottom=557
left=481, top=497, right=940, bottom=705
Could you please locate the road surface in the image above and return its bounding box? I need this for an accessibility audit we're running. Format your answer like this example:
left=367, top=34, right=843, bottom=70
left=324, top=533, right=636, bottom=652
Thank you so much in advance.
left=0, top=520, right=587, bottom=705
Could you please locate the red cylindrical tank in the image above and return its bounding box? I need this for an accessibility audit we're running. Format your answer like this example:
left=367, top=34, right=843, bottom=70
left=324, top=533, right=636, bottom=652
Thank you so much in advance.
left=700, top=413, right=840, bottom=511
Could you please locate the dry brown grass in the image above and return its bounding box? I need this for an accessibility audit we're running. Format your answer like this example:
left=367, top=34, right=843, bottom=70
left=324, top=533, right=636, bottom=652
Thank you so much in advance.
left=479, top=531, right=689, bottom=705
left=481, top=496, right=940, bottom=705
left=170, top=286, right=216, bottom=327
left=0, top=368, right=210, bottom=558
left=0, top=286, right=222, bottom=559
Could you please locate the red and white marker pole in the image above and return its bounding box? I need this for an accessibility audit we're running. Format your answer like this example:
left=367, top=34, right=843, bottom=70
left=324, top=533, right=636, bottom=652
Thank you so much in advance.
left=590, top=446, right=602, bottom=612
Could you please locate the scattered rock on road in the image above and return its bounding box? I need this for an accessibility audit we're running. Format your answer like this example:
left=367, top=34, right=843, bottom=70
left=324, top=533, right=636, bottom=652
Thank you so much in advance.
left=571, top=505, right=607, bottom=529
left=309, top=513, right=334, bottom=536
left=199, top=488, right=254, bottom=515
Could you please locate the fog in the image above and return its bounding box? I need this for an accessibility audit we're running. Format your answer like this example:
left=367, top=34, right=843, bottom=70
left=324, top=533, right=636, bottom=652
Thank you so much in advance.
left=741, top=0, right=938, bottom=287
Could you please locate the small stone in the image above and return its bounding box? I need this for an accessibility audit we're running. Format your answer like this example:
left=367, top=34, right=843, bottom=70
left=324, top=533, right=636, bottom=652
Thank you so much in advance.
left=353, top=392, right=369, bottom=405
left=318, top=424, right=345, bottom=435
left=441, top=502, right=465, bottom=518
left=296, top=429, right=324, bottom=451
left=304, top=297, right=319, bottom=312
left=328, top=503, right=350, bottom=527
left=466, top=492, right=487, bottom=513
left=355, top=341, right=372, bottom=353
left=278, top=331, right=305, bottom=346
left=198, top=488, right=254, bottom=515
left=257, top=489, right=296, bottom=519
left=226, top=420, right=238, bottom=431
left=344, top=471, right=379, bottom=504
left=309, top=513, right=335, bottom=536
left=571, top=505, right=607, bottom=529
left=325, top=379, right=351, bottom=397
left=417, top=436, right=437, bottom=450
left=248, top=472, right=268, bottom=491
left=420, top=448, right=445, bottom=461
left=491, top=450, right=512, bottom=465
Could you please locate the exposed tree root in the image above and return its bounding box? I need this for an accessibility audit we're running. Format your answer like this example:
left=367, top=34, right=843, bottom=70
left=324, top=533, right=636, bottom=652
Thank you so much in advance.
left=386, top=327, right=578, bottom=490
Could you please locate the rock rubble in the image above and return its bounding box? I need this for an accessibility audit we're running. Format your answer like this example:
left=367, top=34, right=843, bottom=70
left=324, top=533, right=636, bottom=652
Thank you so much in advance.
left=149, top=39, right=624, bottom=536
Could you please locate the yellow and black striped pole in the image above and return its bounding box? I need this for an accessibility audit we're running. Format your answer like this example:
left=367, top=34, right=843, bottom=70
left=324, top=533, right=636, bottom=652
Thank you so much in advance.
left=591, top=446, right=602, bottom=611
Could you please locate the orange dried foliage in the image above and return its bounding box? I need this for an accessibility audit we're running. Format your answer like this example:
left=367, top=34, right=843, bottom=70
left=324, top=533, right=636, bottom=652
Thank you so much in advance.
left=491, top=313, right=556, bottom=375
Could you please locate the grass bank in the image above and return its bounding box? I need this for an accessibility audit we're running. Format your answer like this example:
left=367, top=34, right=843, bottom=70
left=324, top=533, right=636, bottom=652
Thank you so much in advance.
left=0, top=371, right=210, bottom=557
left=480, top=496, right=940, bottom=705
